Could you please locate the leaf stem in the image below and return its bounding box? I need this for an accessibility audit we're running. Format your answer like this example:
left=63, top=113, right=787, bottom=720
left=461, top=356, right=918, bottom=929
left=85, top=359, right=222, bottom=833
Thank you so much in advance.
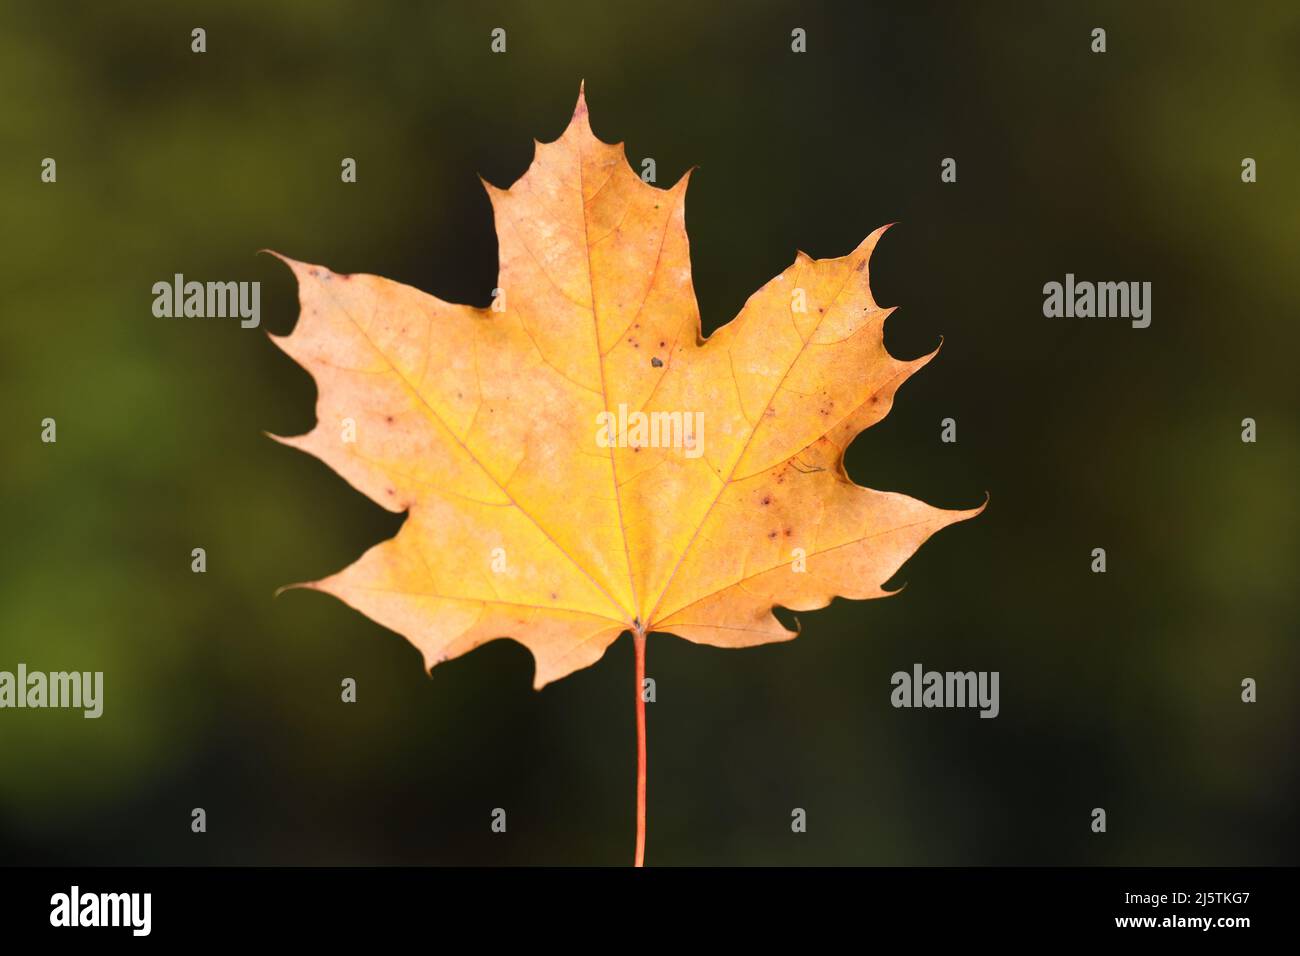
left=633, top=628, right=647, bottom=867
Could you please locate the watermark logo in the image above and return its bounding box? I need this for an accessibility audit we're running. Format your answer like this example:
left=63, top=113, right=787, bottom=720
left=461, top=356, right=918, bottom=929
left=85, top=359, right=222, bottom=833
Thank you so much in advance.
left=0, top=663, right=102, bottom=718
left=152, top=274, right=260, bottom=328
left=50, top=886, right=150, bottom=936
left=1042, top=274, right=1150, bottom=328
left=596, top=404, right=704, bottom=458
left=890, top=663, right=999, bottom=718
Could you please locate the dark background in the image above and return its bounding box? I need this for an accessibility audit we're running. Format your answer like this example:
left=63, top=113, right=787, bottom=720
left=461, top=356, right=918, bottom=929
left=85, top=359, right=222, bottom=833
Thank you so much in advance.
left=2, top=1, right=1295, bottom=865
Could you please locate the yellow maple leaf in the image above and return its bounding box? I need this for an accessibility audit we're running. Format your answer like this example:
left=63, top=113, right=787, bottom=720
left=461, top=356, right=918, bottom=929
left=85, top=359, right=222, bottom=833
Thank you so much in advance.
left=268, top=86, right=981, bottom=864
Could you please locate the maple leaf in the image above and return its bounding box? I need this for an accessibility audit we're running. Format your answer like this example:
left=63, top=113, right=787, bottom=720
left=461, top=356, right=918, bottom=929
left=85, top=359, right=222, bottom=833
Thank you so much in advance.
left=268, top=85, right=982, bottom=864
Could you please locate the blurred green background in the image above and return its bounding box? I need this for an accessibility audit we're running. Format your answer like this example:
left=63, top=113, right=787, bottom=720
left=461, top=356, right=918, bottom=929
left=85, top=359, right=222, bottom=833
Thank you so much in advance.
left=1, top=0, right=1296, bottom=865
